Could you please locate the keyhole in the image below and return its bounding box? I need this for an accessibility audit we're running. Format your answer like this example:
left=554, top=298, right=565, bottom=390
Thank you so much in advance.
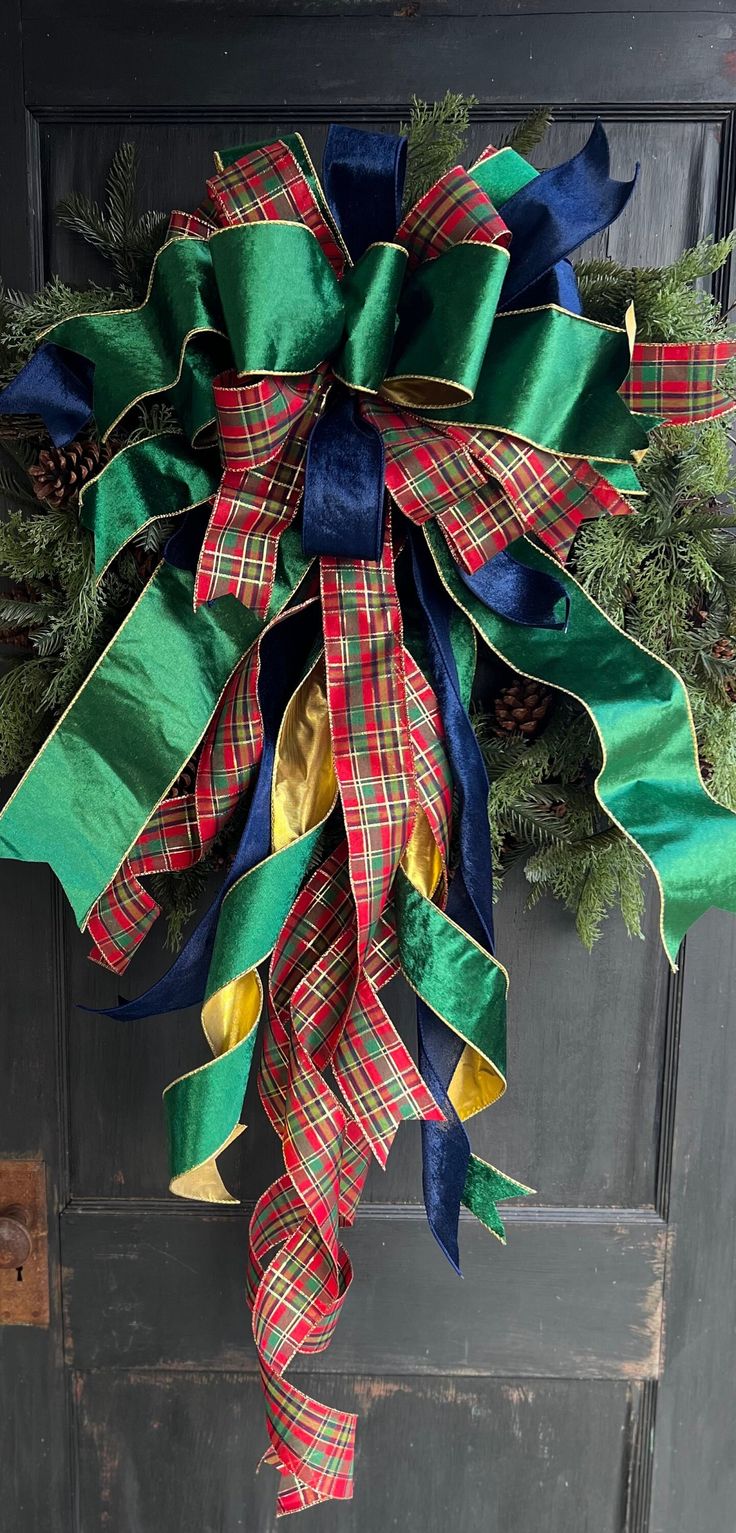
left=16, top=1266, right=23, bottom=1282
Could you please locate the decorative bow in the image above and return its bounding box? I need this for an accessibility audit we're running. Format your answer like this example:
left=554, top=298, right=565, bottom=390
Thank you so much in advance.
left=2, top=122, right=736, bottom=1515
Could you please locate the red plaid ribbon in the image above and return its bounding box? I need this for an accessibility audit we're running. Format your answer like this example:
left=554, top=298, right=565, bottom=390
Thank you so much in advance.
left=207, top=139, right=346, bottom=276
left=251, top=843, right=441, bottom=1511
left=620, top=339, right=735, bottom=423
left=368, top=400, right=634, bottom=569
left=321, top=521, right=417, bottom=959
left=196, top=375, right=322, bottom=614
left=396, top=163, right=510, bottom=270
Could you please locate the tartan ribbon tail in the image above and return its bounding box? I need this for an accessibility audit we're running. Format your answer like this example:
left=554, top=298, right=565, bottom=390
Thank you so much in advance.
left=251, top=841, right=442, bottom=1511
left=250, top=848, right=367, bottom=1510
left=321, top=518, right=417, bottom=959
left=620, top=339, right=736, bottom=423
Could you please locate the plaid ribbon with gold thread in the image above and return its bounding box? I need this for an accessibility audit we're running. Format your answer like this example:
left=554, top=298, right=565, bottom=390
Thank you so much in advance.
left=620, top=339, right=735, bottom=422
left=67, top=132, right=736, bottom=1521
left=251, top=841, right=442, bottom=1512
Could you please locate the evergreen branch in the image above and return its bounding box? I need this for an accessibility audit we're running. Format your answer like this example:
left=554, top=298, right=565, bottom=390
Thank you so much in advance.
left=55, top=143, right=168, bottom=296
left=0, top=596, right=52, bottom=628
left=0, top=277, right=122, bottom=385
left=499, top=107, right=553, bottom=158
left=402, top=93, right=477, bottom=207
left=576, top=232, right=736, bottom=342
left=148, top=865, right=210, bottom=952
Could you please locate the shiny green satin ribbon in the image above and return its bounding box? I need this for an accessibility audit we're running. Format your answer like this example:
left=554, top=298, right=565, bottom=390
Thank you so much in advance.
left=427, top=522, right=736, bottom=966
left=0, top=528, right=310, bottom=923
left=164, top=820, right=326, bottom=1191
left=81, top=433, right=221, bottom=577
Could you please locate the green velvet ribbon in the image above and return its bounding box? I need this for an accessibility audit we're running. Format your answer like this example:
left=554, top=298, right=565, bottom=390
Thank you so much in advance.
left=165, top=820, right=326, bottom=1185
left=0, top=528, right=310, bottom=923
left=34, top=137, right=650, bottom=600
left=396, top=866, right=531, bottom=1240
left=461, top=1158, right=533, bottom=1243
left=80, top=432, right=221, bottom=577
left=396, top=868, right=508, bottom=1076
left=45, top=239, right=227, bottom=436
left=44, top=200, right=645, bottom=473
left=433, top=307, right=647, bottom=463
left=427, top=521, right=736, bottom=966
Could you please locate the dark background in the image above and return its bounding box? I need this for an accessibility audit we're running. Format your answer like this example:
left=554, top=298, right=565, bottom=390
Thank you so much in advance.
left=1, top=4, right=735, bottom=1529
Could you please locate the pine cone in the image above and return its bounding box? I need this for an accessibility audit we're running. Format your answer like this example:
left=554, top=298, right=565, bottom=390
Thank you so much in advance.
left=712, top=637, right=735, bottom=661
left=29, top=438, right=110, bottom=508
left=173, top=757, right=198, bottom=797
left=494, top=677, right=552, bottom=738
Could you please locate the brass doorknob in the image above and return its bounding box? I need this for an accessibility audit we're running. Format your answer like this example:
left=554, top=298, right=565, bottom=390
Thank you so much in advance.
left=0, top=1205, right=32, bottom=1269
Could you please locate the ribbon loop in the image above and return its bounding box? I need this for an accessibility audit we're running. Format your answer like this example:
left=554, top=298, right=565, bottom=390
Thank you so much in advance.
left=323, top=123, right=407, bottom=262
left=302, top=385, right=386, bottom=561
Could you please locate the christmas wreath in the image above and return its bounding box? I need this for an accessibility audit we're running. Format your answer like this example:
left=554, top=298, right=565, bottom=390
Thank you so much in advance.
left=1, top=99, right=736, bottom=1512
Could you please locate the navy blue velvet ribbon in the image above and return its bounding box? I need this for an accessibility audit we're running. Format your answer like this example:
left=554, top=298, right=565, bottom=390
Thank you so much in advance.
left=299, top=126, right=407, bottom=563
left=0, top=343, right=94, bottom=446
left=521, top=258, right=583, bottom=316
left=411, top=532, right=496, bottom=1272
left=499, top=121, right=638, bottom=307
left=98, top=599, right=319, bottom=1020
left=302, top=386, right=386, bottom=561
left=323, top=123, right=407, bottom=264
left=411, top=529, right=571, bottom=1269
left=461, top=546, right=569, bottom=630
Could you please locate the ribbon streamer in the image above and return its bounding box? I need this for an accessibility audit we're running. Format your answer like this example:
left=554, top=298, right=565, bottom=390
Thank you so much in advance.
left=1, top=120, right=735, bottom=1516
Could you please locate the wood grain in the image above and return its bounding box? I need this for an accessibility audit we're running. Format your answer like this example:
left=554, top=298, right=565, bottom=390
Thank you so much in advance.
left=73, top=1370, right=641, bottom=1533
left=61, top=1207, right=666, bottom=1377
left=21, top=7, right=736, bottom=108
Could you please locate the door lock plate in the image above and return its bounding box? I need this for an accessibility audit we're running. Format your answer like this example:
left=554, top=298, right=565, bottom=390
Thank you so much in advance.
left=0, top=1160, right=50, bottom=1327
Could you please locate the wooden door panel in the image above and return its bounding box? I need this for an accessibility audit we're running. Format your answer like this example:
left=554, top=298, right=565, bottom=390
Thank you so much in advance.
left=65, top=876, right=668, bottom=1209
left=40, top=116, right=723, bottom=288
left=18, top=7, right=736, bottom=113
left=62, top=1207, right=664, bottom=1376
left=74, top=1373, right=641, bottom=1533
left=3, top=6, right=736, bottom=1531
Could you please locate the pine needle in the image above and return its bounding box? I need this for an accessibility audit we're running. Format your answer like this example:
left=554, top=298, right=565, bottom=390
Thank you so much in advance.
left=56, top=143, right=168, bottom=297
left=402, top=93, right=477, bottom=207
left=499, top=108, right=553, bottom=158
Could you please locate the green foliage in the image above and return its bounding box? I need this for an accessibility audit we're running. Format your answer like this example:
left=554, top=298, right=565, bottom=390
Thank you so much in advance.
left=56, top=143, right=169, bottom=297
left=575, top=232, right=736, bottom=341
left=0, top=277, right=121, bottom=388
left=148, top=865, right=210, bottom=954
left=474, top=698, right=647, bottom=947
left=0, top=483, right=146, bottom=770
left=2, top=131, right=736, bottom=958
left=402, top=98, right=553, bottom=209
left=572, top=421, right=736, bottom=808
left=499, top=108, right=554, bottom=159
left=402, top=93, right=477, bottom=206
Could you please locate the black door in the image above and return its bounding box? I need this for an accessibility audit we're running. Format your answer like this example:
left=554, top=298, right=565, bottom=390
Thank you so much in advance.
left=2, top=5, right=736, bottom=1530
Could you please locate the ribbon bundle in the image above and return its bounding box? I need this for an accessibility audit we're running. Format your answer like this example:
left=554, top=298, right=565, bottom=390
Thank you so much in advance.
left=2, top=121, right=736, bottom=1513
